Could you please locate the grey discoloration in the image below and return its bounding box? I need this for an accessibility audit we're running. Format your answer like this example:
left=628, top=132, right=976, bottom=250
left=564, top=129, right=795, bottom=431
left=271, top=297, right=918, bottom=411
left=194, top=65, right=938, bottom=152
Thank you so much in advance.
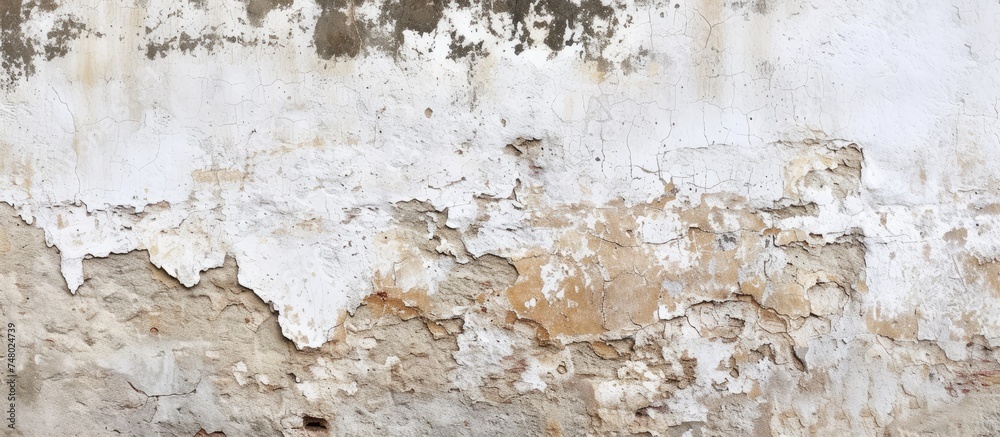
left=731, top=0, right=769, bottom=16
left=0, top=0, right=37, bottom=86
left=751, top=0, right=768, bottom=14
left=313, top=0, right=363, bottom=59
left=0, top=0, right=640, bottom=86
left=178, top=32, right=221, bottom=54
left=383, top=0, right=445, bottom=43
left=145, top=30, right=280, bottom=59
left=306, top=0, right=624, bottom=66
left=243, top=0, right=293, bottom=26
left=1, top=0, right=95, bottom=86
left=145, top=36, right=176, bottom=59
left=31, top=0, right=58, bottom=11
left=44, top=18, right=88, bottom=60
left=489, top=0, right=616, bottom=55
left=620, top=46, right=651, bottom=74
left=447, top=30, right=485, bottom=60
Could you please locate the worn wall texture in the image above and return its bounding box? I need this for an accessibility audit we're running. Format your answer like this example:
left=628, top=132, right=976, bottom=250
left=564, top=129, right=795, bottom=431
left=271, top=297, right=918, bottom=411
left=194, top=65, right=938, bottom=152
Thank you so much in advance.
left=1, top=0, right=1000, bottom=435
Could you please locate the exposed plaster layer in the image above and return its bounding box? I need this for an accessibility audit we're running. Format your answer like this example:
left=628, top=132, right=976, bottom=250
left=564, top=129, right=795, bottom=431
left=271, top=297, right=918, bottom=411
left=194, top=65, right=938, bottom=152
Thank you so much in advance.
left=4, top=0, right=1000, bottom=349
left=2, top=202, right=999, bottom=435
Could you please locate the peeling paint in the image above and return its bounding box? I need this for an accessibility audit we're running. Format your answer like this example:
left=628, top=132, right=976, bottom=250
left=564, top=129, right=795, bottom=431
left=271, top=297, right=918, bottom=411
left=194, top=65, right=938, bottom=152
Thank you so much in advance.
left=3, top=0, right=1000, bottom=434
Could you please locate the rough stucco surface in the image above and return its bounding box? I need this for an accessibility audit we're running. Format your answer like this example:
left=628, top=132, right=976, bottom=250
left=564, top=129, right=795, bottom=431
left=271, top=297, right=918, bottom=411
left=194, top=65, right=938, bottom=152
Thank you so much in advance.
left=2, top=0, right=1000, bottom=435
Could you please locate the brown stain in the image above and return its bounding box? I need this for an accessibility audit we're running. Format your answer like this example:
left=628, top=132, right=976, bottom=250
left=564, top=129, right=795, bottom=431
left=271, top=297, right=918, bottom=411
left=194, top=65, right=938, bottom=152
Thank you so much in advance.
left=314, top=0, right=363, bottom=59
left=364, top=285, right=423, bottom=321
left=192, top=168, right=247, bottom=185
left=547, top=208, right=665, bottom=333
left=681, top=228, right=747, bottom=301
left=0, top=0, right=36, bottom=86
left=943, top=228, right=968, bottom=246
left=43, top=17, right=88, bottom=61
left=1, top=0, right=95, bottom=86
left=761, top=233, right=866, bottom=319
left=865, top=307, right=919, bottom=340
left=0, top=141, right=34, bottom=195
left=503, top=310, right=551, bottom=343
left=506, top=255, right=605, bottom=337
left=447, top=30, right=485, bottom=60
left=371, top=260, right=432, bottom=316
left=677, top=196, right=766, bottom=233
left=973, top=203, right=1000, bottom=215
left=371, top=206, right=517, bottom=322
left=243, top=0, right=293, bottom=26
left=502, top=177, right=868, bottom=338
left=308, top=0, right=630, bottom=70
left=692, top=0, right=726, bottom=103
left=955, top=311, right=983, bottom=340
left=961, top=254, right=1000, bottom=299
left=602, top=272, right=660, bottom=331
left=386, top=0, right=444, bottom=43
left=742, top=0, right=773, bottom=91
left=489, top=0, right=619, bottom=66
left=371, top=227, right=435, bottom=311
left=146, top=32, right=227, bottom=59
left=588, top=341, right=620, bottom=359
left=763, top=282, right=809, bottom=319
left=506, top=198, right=775, bottom=338
left=543, top=418, right=564, bottom=437
left=75, top=36, right=97, bottom=86
left=0, top=0, right=645, bottom=78
left=739, top=274, right=766, bottom=303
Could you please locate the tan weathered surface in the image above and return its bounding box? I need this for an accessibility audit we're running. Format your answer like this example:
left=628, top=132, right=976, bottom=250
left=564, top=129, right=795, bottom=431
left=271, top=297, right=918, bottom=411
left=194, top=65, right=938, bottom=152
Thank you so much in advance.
left=3, top=0, right=1000, bottom=434
left=2, top=172, right=999, bottom=435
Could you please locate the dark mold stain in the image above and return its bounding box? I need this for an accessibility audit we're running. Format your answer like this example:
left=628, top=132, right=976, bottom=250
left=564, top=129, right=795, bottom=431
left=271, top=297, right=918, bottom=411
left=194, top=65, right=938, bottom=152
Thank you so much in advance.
left=751, top=0, right=768, bottom=15
left=32, top=0, right=56, bottom=12
left=313, top=0, right=364, bottom=59
left=382, top=0, right=445, bottom=45
left=145, top=30, right=280, bottom=59
left=145, top=10, right=290, bottom=60
left=178, top=32, right=221, bottom=54
left=243, top=0, right=294, bottom=26
left=44, top=18, right=88, bottom=60
left=488, top=0, right=616, bottom=57
left=1, top=0, right=37, bottom=85
left=730, top=0, right=769, bottom=16
left=0, top=0, right=643, bottom=81
left=145, top=35, right=177, bottom=60
left=309, top=0, right=620, bottom=64
left=1, top=0, right=96, bottom=87
left=447, top=30, right=484, bottom=61
left=619, top=46, right=650, bottom=74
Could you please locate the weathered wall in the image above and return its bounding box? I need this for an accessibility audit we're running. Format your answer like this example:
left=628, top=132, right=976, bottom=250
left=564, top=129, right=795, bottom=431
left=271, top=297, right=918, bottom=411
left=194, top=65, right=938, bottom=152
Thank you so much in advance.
left=1, top=0, right=1000, bottom=435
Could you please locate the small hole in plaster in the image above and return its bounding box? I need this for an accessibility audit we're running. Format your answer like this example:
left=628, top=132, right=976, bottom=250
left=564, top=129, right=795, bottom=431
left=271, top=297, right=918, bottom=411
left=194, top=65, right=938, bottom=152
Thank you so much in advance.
left=424, top=108, right=433, bottom=118
left=303, top=416, right=329, bottom=431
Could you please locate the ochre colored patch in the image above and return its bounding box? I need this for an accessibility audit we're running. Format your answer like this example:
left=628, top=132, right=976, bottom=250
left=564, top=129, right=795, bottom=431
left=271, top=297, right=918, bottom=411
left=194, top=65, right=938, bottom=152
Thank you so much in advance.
left=962, top=255, right=1000, bottom=299
left=865, top=306, right=919, bottom=340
